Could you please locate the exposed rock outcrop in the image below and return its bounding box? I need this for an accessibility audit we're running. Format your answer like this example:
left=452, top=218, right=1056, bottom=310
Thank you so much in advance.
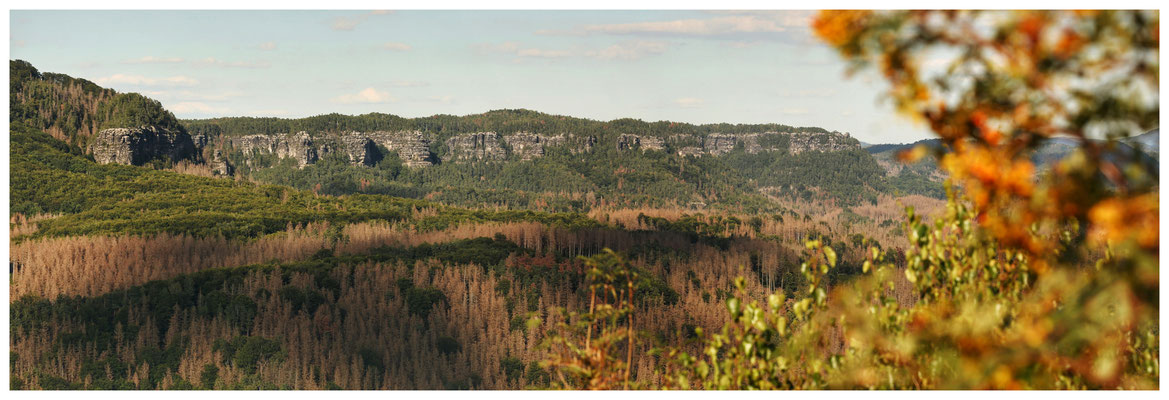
left=219, top=130, right=436, bottom=169
left=366, top=131, right=434, bottom=168
left=503, top=132, right=566, bottom=160
left=339, top=133, right=380, bottom=166
left=676, top=147, right=705, bottom=157
left=703, top=133, right=739, bottom=155
left=209, top=149, right=234, bottom=176
left=577, top=134, right=598, bottom=153
left=201, top=129, right=858, bottom=170
left=611, top=131, right=862, bottom=157
left=445, top=132, right=506, bottom=162
left=786, top=131, right=856, bottom=154
left=225, top=131, right=319, bottom=168
left=616, top=134, right=665, bottom=152
left=90, top=126, right=196, bottom=166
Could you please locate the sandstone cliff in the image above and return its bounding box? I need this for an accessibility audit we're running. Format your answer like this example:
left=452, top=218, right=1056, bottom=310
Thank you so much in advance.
left=218, top=130, right=436, bottom=169
left=199, top=129, right=858, bottom=171
left=444, top=132, right=507, bottom=162
left=615, top=131, right=859, bottom=157
left=90, top=126, right=197, bottom=166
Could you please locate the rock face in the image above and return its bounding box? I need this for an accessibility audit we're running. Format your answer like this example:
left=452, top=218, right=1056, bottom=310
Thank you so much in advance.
left=339, top=133, right=380, bottom=166
left=90, top=126, right=196, bottom=166
left=703, top=133, right=739, bottom=156
left=220, top=130, right=436, bottom=169
left=616, top=134, right=666, bottom=152
left=209, top=149, right=234, bottom=176
left=785, top=131, right=856, bottom=154
left=503, top=132, right=566, bottom=160
left=367, top=131, right=434, bottom=168
left=441, top=131, right=594, bottom=162
left=201, top=129, right=857, bottom=171
left=225, top=132, right=319, bottom=168
left=612, top=131, right=859, bottom=157
left=444, top=132, right=507, bottom=162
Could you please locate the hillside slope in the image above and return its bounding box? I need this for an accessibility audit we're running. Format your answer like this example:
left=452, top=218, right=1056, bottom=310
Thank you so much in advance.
left=10, top=60, right=947, bottom=212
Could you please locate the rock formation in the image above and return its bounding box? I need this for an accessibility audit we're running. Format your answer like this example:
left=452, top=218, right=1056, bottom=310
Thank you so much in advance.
left=197, top=128, right=858, bottom=171
left=703, top=133, right=739, bottom=156
left=785, top=131, right=857, bottom=154
left=445, top=132, right=507, bottom=162
left=611, top=131, right=860, bottom=157
left=90, top=126, right=196, bottom=166
left=339, top=133, right=380, bottom=166
left=224, top=132, right=319, bottom=168
left=503, top=132, right=566, bottom=160
left=209, top=149, right=234, bottom=176
left=366, top=131, right=434, bottom=168
left=616, top=134, right=665, bottom=152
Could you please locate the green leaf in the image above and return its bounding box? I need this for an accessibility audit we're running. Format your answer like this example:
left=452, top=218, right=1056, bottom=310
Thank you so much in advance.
left=726, top=298, right=741, bottom=317
left=823, top=246, right=837, bottom=267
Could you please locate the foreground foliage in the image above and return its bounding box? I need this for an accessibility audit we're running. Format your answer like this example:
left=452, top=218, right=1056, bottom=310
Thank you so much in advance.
left=541, top=9, right=1159, bottom=390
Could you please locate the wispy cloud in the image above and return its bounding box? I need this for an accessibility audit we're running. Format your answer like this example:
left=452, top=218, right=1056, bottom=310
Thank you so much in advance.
left=331, top=10, right=393, bottom=31
left=193, top=57, right=270, bottom=69
left=540, top=11, right=814, bottom=43
left=331, top=87, right=394, bottom=104
left=781, top=107, right=811, bottom=115
left=122, top=56, right=185, bottom=64
left=724, top=41, right=758, bottom=48
left=332, top=16, right=363, bottom=31
left=424, top=95, right=455, bottom=104
left=387, top=81, right=428, bottom=88
left=250, top=109, right=291, bottom=116
left=784, top=88, right=838, bottom=98
left=583, top=41, right=668, bottom=60
left=517, top=48, right=573, bottom=58
left=475, top=40, right=669, bottom=61
left=474, top=41, right=520, bottom=55
left=674, top=97, right=704, bottom=108
left=381, top=42, right=413, bottom=51
left=96, top=74, right=199, bottom=87
left=582, top=16, right=790, bottom=35
left=257, top=42, right=278, bottom=51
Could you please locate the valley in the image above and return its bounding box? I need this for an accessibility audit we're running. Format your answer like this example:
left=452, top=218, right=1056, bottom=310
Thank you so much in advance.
left=9, top=60, right=946, bottom=389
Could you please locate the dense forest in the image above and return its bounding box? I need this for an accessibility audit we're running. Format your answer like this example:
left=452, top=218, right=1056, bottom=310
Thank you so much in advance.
left=10, top=60, right=184, bottom=150
left=12, top=109, right=915, bottom=389
left=202, top=117, right=943, bottom=211
left=235, top=135, right=948, bottom=211
left=183, top=110, right=832, bottom=139
left=9, top=124, right=602, bottom=239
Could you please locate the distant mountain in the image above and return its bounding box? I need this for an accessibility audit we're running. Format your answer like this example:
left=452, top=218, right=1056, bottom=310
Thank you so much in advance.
left=864, top=138, right=943, bottom=155
left=865, top=132, right=1158, bottom=185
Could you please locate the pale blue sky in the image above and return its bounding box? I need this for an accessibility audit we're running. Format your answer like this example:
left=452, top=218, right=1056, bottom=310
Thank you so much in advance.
left=10, top=10, right=935, bottom=143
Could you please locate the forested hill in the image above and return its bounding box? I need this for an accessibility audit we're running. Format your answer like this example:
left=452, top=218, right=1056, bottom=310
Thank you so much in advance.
left=181, top=110, right=834, bottom=138
left=10, top=59, right=947, bottom=212
left=10, top=60, right=184, bottom=150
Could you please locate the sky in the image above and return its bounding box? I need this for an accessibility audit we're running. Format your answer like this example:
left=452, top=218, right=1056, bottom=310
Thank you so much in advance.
left=9, top=10, right=938, bottom=144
